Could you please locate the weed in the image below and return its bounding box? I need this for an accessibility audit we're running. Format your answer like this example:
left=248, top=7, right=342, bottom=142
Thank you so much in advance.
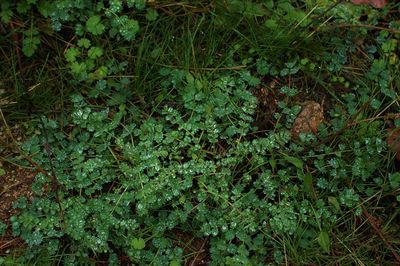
left=1, top=0, right=400, bottom=265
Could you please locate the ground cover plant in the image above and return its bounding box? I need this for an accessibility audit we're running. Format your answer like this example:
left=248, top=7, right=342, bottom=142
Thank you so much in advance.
left=0, top=0, right=400, bottom=265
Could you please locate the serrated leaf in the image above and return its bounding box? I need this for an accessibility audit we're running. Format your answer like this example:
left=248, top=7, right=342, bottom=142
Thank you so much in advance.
left=86, top=15, right=105, bottom=35
left=256, top=59, right=271, bottom=75
left=89, top=66, right=108, bottom=81
left=150, top=47, right=162, bottom=58
left=0, top=9, right=13, bottom=24
left=0, top=168, right=5, bottom=176
left=120, top=19, right=139, bottom=41
left=264, top=19, right=278, bottom=29
left=16, top=1, right=31, bottom=14
left=146, top=8, right=158, bottom=22
left=65, top=48, right=80, bottom=62
left=382, top=39, right=397, bottom=53
left=170, top=260, right=180, bottom=266
left=317, top=231, right=330, bottom=253
left=133, top=0, right=146, bottom=9
left=107, top=93, right=127, bottom=106
left=131, top=238, right=145, bottom=250
left=37, top=0, right=53, bottom=17
left=88, top=47, right=103, bottom=59
left=224, top=126, right=237, bottom=137
left=77, top=38, right=91, bottom=48
left=94, top=66, right=108, bottom=78
left=22, top=36, right=41, bottom=57
left=300, top=58, right=309, bottom=65
left=70, top=62, right=87, bottom=74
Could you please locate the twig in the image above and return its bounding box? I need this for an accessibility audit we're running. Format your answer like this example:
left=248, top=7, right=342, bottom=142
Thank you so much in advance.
left=362, top=207, right=400, bottom=263
left=1, top=107, right=66, bottom=229
left=37, top=116, right=66, bottom=229
left=38, top=116, right=59, bottom=192
left=0, top=108, right=18, bottom=144
left=0, top=181, right=23, bottom=197
left=0, top=238, right=22, bottom=250
left=9, top=20, right=22, bottom=70
left=189, top=237, right=208, bottom=266
left=0, top=108, right=53, bottom=180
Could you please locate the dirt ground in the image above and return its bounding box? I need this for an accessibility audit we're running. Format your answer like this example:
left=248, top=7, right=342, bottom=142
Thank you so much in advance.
left=0, top=165, right=35, bottom=255
left=0, top=121, right=36, bottom=255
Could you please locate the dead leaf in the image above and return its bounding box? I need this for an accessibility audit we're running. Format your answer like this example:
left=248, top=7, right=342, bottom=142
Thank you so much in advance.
left=291, top=101, right=324, bottom=138
left=351, top=0, right=387, bottom=8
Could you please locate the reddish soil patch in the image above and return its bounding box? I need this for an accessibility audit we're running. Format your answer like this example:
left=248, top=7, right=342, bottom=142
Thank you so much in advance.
left=251, top=77, right=282, bottom=132
left=0, top=165, right=35, bottom=255
left=0, top=166, right=35, bottom=221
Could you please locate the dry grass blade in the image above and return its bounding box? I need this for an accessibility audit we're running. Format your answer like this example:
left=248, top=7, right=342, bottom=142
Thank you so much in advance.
left=362, top=206, right=400, bottom=263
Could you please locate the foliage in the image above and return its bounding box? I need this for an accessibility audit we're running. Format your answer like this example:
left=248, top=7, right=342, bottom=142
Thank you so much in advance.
left=11, top=60, right=399, bottom=264
left=0, top=0, right=147, bottom=57
left=1, top=0, right=400, bottom=265
left=0, top=221, right=7, bottom=236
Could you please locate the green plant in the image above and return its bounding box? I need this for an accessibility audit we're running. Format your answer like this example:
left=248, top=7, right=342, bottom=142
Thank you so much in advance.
left=0, top=221, right=7, bottom=236
left=10, top=72, right=260, bottom=264
left=11, top=59, right=397, bottom=264
left=2, top=0, right=400, bottom=265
